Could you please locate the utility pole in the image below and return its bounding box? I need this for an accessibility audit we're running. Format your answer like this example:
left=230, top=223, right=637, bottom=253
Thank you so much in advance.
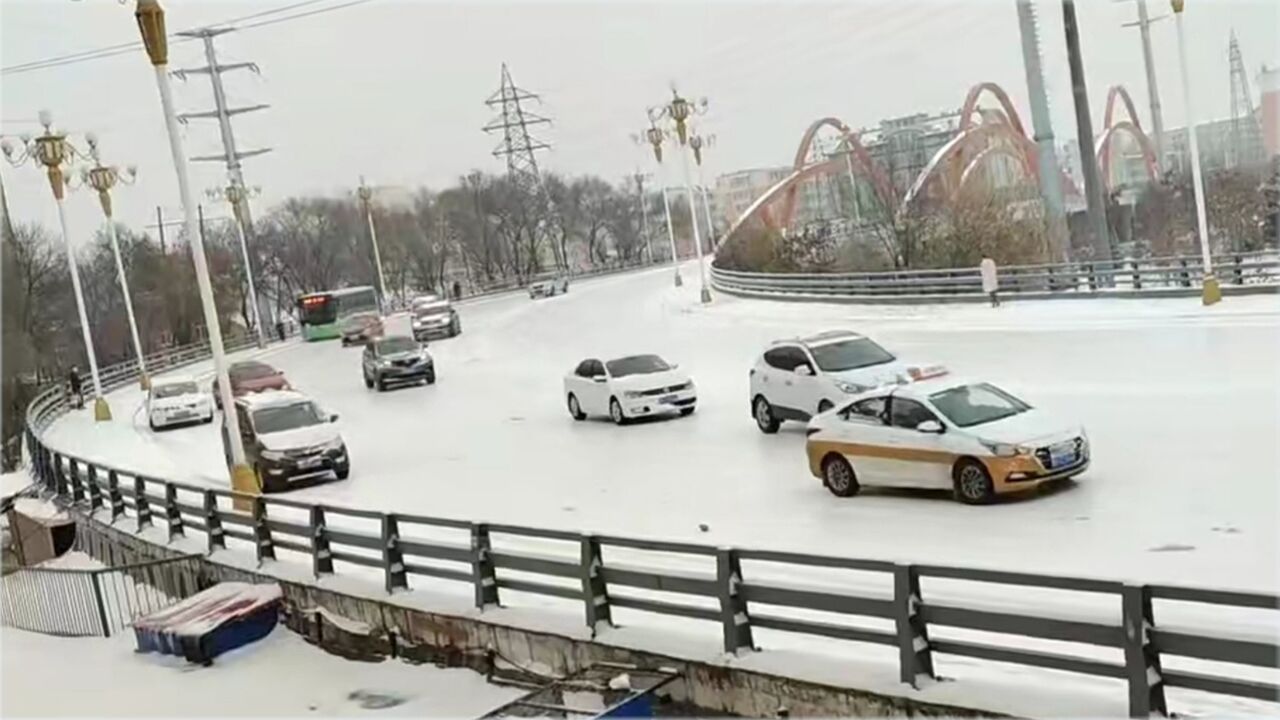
left=1017, top=0, right=1070, bottom=260
left=633, top=170, right=656, bottom=263
left=1118, top=0, right=1168, bottom=169
left=1062, top=0, right=1113, bottom=260
left=483, top=64, right=563, bottom=274
left=155, top=205, right=166, bottom=254
left=173, top=27, right=271, bottom=335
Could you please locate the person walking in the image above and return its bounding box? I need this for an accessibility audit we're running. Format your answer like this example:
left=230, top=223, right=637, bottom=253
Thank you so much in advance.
left=67, top=366, right=84, bottom=410
left=980, top=256, right=1000, bottom=307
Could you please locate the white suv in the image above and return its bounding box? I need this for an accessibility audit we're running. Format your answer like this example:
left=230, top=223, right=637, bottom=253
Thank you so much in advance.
left=749, top=330, right=911, bottom=433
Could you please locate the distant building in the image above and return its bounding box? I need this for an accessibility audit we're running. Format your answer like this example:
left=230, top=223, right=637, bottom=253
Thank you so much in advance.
left=1259, top=65, right=1279, bottom=157
left=712, top=166, right=791, bottom=229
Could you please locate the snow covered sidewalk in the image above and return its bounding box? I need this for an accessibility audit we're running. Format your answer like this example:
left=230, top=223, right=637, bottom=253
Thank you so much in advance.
left=0, top=624, right=520, bottom=717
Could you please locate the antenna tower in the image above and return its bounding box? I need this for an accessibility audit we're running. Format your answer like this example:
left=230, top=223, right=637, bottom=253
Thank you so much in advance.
left=1228, top=31, right=1263, bottom=168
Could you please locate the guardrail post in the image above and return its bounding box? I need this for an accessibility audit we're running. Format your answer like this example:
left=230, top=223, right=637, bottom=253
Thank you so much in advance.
left=107, top=471, right=123, bottom=523
left=1086, top=263, right=1097, bottom=292
left=1131, top=260, right=1142, bottom=290
left=1233, top=254, right=1243, bottom=285
left=86, top=466, right=103, bottom=513
left=164, top=484, right=184, bottom=541
left=53, top=454, right=68, bottom=497
left=204, top=490, right=225, bottom=553
left=893, top=564, right=935, bottom=687
left=1121, top=584, right=1167, bottom=718
left=715, top=547, right=754, bottom=654
left=1178, top=259, right=1191, bottom=287
left=579, top=534, right=611, bottom=634
left=470, top=522, right=499, bottom=609
left=1046, top=264, right=1058, bottom=292
left=90, top=572, right=111, bottom=637
left=134, top=477, right=153, bottom=530
left=310, top=506, right=332, bottom=577
left=381, top=514, right=408, bottom=593
left=68, top=459, right=85, bottom=503
left=253, top=496, right=275, bottom=564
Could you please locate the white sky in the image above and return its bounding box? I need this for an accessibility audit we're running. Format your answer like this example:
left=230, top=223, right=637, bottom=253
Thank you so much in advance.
left=2, top=0, right=1277, bottom=245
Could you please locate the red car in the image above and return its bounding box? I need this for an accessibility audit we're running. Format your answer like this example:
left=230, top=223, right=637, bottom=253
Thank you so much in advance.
left=213, top=360, right=291, bottom=408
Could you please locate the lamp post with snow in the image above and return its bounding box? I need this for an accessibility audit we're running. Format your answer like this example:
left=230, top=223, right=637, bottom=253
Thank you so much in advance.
left=136, top=0, right=255, bottom=505
left=650, top=89, right=711, bottom=303
left=2, top=111, right=111, bottom=421
left=689, top=133, right=718, bottom=255
left=82, top=134, right=150, bottom=391
left=636, top=123, right=682, bottom=286
left=1170, top=0, right=1220, bottom=305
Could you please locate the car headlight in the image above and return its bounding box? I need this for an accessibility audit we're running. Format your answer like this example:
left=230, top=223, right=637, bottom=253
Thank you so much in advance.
left=322, top=438, right=344, bottom=452
left=623, top=390, right=643, bottom=399
left=261, top=449, right=286, bottom=462
left=980, top=440, right=1030, bottom=457
left=835, top=381, right=868, bottom=394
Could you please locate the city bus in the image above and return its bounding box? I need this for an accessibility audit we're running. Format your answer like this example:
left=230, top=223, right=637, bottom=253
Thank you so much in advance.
left=296, top=286, right=379, bottom=341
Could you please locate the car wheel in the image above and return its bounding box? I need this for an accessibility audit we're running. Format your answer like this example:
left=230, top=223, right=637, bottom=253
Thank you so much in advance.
left=954, top=459, right=995, bottom=504
left=148, top=417, right=160, bottom=432
left=203, top=413, right=214, bottom=424
left=425, top=369, right=436, bottom=385
left=609, top=397, right=628, bottom=426
left=679, top=406, right=695, bottom=417
left=753, top=396, right=781, bottom=434
left=375, top=375, right=387, bottom=392
left=567, top=393, right=586, bottom=421
left=817, top=399, right=834, bottom=414
left=363, top=372, right=373, bottom=389
left=335, top=465, right=350, bottom=481
left=822, top=454, right=860, bottom=498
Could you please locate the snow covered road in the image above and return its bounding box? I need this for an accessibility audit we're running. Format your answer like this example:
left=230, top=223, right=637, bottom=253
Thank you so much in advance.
left=47, top=265, right=1280, bottom=591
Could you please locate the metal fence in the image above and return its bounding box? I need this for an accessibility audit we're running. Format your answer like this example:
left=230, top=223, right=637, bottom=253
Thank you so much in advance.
left=1, top=550, right=206, bottom=637
left=711, top=250, right=1280, bottom=301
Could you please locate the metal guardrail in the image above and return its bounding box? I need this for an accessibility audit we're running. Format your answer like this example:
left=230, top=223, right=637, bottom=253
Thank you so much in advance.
left=711, top=250, right=1280, bottom=301
left=19, top=358, right=1280, bottom=716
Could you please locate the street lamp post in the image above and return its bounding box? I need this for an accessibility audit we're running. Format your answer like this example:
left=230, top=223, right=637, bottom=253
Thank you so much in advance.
left=1170, top=0, right=1220, bottom=305
left=652, top=89, right=711, bottom=304
left=208, top=182, right=265, bottom=347
left=356, top=177, right=391, bottom=310
left=2, top=111, right=111, bottom=421
left=638, top=124, right=682, bottom=286
left=82, top=134, right=149, bottom=391
left=135, top=0, right=255, bottom=505
left=632, top=170, right=655, bottom=264
left=689, top=133, right=718, bottom=253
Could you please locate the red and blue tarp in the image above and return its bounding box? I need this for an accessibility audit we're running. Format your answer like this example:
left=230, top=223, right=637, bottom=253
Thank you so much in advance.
left=133, top=582, right=282, bottom=664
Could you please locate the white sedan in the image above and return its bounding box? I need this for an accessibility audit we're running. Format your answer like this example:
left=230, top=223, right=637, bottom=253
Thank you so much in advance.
left=564, top=354, right=696, bottom=425
left=146, top=377, right=214, bottom=431
left=805, top=374, right=1088, bottom=504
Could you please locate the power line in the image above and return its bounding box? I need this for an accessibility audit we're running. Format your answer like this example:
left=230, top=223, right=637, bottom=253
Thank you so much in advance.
left=1, top=0, right=376, bottom=77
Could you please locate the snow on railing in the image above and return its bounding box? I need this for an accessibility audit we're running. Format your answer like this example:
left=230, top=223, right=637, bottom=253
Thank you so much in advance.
left=19, top=342, right=1280, bottom=718
left=711, top=250, right=1280, bottom=301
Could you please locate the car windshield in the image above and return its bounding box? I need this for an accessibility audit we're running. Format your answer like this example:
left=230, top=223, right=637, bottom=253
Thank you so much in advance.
left=928, top=383, right=1032, bottom=428
left=230, top=363, right=275, bottom=381
left=376, top=337, right=417, bottom=354
left=606, top=354, right=670, bottom=378
left=414, top=302, right=450, bottom=316
left=153, top=382, right=198, bottom=399
left=810, top=338, right=896, bottom=372
left=252, top=401, right=325, bottom=434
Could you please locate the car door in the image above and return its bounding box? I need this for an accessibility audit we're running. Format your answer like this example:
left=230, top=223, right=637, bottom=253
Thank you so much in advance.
left=362, top=344, right=375, bottom=379
left=761, top=346, right=818, bottom=420
left=236, top=404, right=259, bottom=466
left=881, top=396, right=953, bottom=489
left=573, top=359, right=609, bottom=415
left=827, top=396, right=897, bottom=487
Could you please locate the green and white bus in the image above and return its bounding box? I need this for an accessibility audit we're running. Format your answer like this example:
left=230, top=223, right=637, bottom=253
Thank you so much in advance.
left=297, top=286, right=379, bottom=341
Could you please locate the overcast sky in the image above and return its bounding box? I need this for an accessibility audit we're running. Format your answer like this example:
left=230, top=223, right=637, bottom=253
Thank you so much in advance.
left=2, top=0, right=1277, bottom=245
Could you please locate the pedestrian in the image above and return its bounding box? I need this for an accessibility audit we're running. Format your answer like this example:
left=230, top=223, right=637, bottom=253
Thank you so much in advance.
left=452, top=280, right=461, bottom=301
left=67, top=366, right=84, bottom=410
left=980, top=255, right=1000, bottom=307
left=275, top=319, right=286, bottom=342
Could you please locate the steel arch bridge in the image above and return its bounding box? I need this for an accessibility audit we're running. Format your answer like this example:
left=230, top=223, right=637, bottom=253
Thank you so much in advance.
left=721, top=81, right=1156, bottom=248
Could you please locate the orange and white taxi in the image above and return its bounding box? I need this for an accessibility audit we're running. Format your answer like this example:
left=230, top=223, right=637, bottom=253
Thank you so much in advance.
left=805, top=372, right=1089, bottom=504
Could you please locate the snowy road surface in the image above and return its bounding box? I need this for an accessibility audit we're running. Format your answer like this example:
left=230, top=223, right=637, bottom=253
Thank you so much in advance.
left=0, top=625, right=519, bottom=716
left=46, top=265, right=1280, bottom=592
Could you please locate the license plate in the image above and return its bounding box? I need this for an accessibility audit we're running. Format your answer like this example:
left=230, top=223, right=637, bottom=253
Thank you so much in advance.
left=297, top=456, right=323, bottom=469
left=1050, top=448, right=1075, bottom=468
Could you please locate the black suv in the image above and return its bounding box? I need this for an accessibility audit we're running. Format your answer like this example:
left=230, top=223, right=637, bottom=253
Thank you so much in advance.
left=220, top=391, right=350, bottom=492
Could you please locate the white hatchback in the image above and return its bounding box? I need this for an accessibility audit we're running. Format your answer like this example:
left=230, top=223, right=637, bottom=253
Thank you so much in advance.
left=146, top=377, right=214, bottom=431
left=749, top=330, right=913, bottom=433
left=564, top=354, right=696, bottom=424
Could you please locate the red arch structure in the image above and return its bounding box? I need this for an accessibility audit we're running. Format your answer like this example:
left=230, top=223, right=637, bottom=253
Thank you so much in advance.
left=1096, top=85, right=1159, bottom=191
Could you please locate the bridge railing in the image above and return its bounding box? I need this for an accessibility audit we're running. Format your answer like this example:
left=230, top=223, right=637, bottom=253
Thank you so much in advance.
left=711, top=250, right=1280, bottom=300
left=20, top=358, right=1280, bottom=716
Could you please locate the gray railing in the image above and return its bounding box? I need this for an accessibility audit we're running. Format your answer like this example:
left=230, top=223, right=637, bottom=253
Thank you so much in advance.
left=19, top=341, right=1280, bottom=717
left=711, top=250, right=1280, bottom=301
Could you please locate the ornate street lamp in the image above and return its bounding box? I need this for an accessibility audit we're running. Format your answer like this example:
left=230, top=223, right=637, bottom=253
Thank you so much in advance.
left=633, top=123, right=682, bottom=285
left=689, top=133, right=719, bottom=252
left=207, top=181, right=265, bottom=346
left=82, top=134, right=150, bottom=390
left=356, top=177, right=390, bottom=310
left=650, top=89, right=712, bottom=303
left=3, top=111, right=112, bottom=421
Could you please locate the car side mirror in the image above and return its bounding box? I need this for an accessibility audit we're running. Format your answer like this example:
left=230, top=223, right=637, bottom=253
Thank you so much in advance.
left=916, top=420, right=944, bottom=434
left=795, top=365, right=813, bottom=377
left=329, top=413, right=339, bottom=423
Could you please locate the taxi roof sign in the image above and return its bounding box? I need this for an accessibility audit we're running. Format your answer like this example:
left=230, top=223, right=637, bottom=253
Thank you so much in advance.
left=907, top=364, right=949, bottom=381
